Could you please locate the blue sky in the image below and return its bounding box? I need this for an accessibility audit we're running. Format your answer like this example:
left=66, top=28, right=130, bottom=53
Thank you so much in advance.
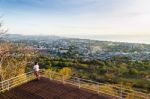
left=0, top=0, right=150, bottom=43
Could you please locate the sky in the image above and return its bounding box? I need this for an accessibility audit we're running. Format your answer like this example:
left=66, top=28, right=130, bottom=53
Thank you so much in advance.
left=0, top=0, right=150, bottom=43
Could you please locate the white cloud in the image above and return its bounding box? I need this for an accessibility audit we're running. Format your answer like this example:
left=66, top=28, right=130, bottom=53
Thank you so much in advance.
left=3, top=0, right=150, bottom=43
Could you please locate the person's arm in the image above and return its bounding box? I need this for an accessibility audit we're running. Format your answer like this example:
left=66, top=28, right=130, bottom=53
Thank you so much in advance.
left=33, top=65, right=36, bottom=71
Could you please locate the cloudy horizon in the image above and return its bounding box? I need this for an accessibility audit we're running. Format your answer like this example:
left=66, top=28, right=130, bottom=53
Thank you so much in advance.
left=0, top=0, right=150, bottom=43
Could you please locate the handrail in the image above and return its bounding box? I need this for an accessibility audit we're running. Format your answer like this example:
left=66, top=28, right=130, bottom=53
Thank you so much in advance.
left=72, top=77, right=100, bottom=84
left=0, top=70, right=150, bottom=99
left=0, top=71, right=35, bottom=93
left=0, top=71, right=33, bottom=84
left=43, top=71, right=150, bottom=99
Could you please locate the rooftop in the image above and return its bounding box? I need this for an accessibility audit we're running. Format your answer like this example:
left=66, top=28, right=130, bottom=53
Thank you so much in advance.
left=0, top=77, right=115, bottom=99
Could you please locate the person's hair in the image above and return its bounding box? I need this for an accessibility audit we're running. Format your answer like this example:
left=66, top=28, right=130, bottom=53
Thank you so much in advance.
left=35, top=62, right=38, bottom=65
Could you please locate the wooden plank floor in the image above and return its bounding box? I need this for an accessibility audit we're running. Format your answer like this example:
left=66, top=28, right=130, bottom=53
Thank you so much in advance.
left=0, top=77, right=117, bottom=99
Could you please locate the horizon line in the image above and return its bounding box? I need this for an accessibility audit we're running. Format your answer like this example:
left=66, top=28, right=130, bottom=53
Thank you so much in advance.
left=7, top=33, right=150, bottom=45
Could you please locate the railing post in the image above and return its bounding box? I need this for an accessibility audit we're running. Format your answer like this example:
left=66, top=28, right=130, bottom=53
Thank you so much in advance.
left=62, top=75, right=64, bottom=83
left=120, top=83, right=123, bottom=99
left=25, top=75, right=28, bottom=82
left=2, top=82, right=4, bottom=92
left=49, top=71, right=52, bottom=80
left=148, top=94, right=150, bottom=99
left=78, top=78, right=80, bottom=88
left=97, top=83, right=99, bottom=94
left=7, top=81, right=10, bottom=90
left=62, top=75, right=65, bottom=84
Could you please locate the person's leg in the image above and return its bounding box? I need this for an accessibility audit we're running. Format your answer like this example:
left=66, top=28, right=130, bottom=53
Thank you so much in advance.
left=34, top=71, right=37, bottom=78
left=34, top=71, right=38, bottom=80
left=37, top=71, right=40, bottom=80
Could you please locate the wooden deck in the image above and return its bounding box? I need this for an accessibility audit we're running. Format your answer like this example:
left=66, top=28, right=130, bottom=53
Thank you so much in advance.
left=0, top=77, right=117, bottom=99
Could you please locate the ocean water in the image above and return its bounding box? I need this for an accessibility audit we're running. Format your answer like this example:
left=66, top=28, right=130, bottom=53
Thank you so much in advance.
left=65, top=35, right=150, bottom=44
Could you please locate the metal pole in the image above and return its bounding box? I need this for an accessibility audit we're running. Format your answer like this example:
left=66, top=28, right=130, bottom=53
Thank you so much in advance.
left=97, top=83, right=99, bottom=94
left=49, top=71, right=53, bottom=80
left=120, top=83, right=123, bottom=99
left=25, top=74, right=28, bottom=82
left=2, top=81, right=4, bottom=92
left=148, top=94, right=150, bottom=99
left=7, top=81, right=10, bottom=90
left=78, top=78, right=80, bottom=88
left=62, top=75, right=65, bottom=84
left=49, top=71, right=51, bottom=80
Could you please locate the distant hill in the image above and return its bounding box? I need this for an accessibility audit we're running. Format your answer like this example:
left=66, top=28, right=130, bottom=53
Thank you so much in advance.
left=6, top=34, right=63, bottom=41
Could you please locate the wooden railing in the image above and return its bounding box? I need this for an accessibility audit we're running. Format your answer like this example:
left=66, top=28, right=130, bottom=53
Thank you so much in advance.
left=0, top=71, right=149, bottom=99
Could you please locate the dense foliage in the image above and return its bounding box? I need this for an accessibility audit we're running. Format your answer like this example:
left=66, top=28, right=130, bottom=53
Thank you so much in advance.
left=28, top=55, right=150, bottom=93
left=0, top=43, right=35, bottom=81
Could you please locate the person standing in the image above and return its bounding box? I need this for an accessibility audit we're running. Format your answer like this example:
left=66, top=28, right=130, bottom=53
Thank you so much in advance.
left=33, top=62, right=40, bottom=80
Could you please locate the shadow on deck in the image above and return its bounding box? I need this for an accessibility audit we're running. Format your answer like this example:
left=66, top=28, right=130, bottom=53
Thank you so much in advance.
left=0, top=77, right=117, bottom=99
